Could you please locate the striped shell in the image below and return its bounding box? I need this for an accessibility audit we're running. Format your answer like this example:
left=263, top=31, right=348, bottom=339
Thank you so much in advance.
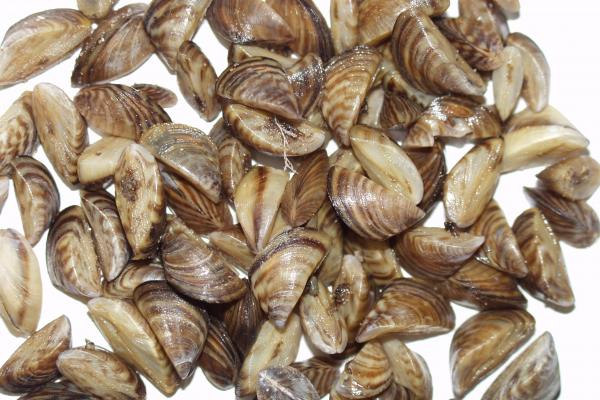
left=0, top=92, right=38, bottom=174
left=198, top=317, right=241, bottom=390
left=103, top=260, right=165, bottom=299
left=380, top=338, right=432, bottom=400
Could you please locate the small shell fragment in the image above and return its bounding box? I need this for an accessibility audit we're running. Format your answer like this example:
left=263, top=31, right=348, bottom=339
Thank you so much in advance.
left=537, top=155, right=600, bottom=201
left=198, top=317, right=241, bottom=391
left=257, top=367, right=320, bottom=400
left=77, top=137, right=133, bottom=186
left=380, top=338, right=433, bottom=400
left=103, top=260, right=165, bottom=299
left=77, top=0, right=117, bottom=19
left=291, top=357, right=342, bottom=398
left=0, top=92, right=38, bottom=174
left=493, top=46, right=524, bottom=121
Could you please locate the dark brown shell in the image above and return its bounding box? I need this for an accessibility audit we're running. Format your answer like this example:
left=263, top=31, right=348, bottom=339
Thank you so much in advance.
left=287, top=53, right=325, bottom=116
left=405, top=143, right=447, bottom=216
left=223, top=279, right=265, bottom=357
left=291, top=357, right=342, bottom=398
left=198, top=317, right=241, bottom=390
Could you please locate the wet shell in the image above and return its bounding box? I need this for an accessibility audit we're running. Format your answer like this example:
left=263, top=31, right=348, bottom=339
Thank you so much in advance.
left=74, top=84, right=171, bottom=140
left=234, top=166, right=289, bottom=252
left=537, top=155, right=600, bottom=201
left=405, top=144, right=446, bottom=215
left=471, top=200, right=528, bottom=277
left=77, top=137, right=133, bottom=186
left=443, top=258, right=527, bottom=311
left=482, top=332, right=560, bottom=400
left=359, top=86, right=385, bottom=128
left=236, top=315, right=302, bottom=399
left=198, top=317, right=241, bottom=390
left=10, top=156, right=60, bottom=246
left=525, top=187, right=599, bottom=248
left=217, top=57, right=302, bottom=120
left=32, top=83, right=88, bottom=187
left=358, top=0, right=449, bottom=46
left=0, top=92, right=38, bottom=174
left=506, top=32, right=550, bottom=112
left=356, top=278, right=455, bottom=342
left=328, top=166, right=424, bottom=240
left=391, top=9, right=486, bottom=96
left=493, top=46, right=524, bottom=121
left=265, top=0, right=334, bottom=61
left=162, top=170, right=232, bottom=235
left=144, top=0, right=211, bottom=72
left=17, top=380, right=96, bottom=400
left=206, top=0, right=295, bottom=47
left=322, top=46, right=381, bottom=146
left=133, top=84, right=178, bottom=108
left=257, top=366, right=319, bottom=400
left=312, top=201, right=345, bottom=285
left=501, top=106, right=589, bottom=173
left=208, top=225, right=255, bottom=272
left=46, top=206, right=102, bottom=300
left=250, top=227, right=330, bottom=328
left=331, top=0, right=359, bottom=54
left=115, top=144, right=166, bottom=259
left=394, top=227, right=484, bottom=280
left=291, top=357, right=342, bottom=398
left=161, top=218, right=246, bottom=303
left=379, top=83, right=423, bottom=129
left=513, top=208, right=575, bottom=310
left=211, top=123, right=252, bottom=201
left=77, top=0, right=117, bottom=19
left=72, top=4, right=153, bottom=86
left=224, top=104, right=327, bottom=157
left=81, top=190, right=131, bottom=282
left=329, top=148, right=364, bottom=174
left=281, top=150, right=329, bottom=227
left=335, top=341, right=392, bottom=398
left=333, top=255, right=371, bottom=342
left=350, top=125, right=423, bottom=203
left=56, top=343, right=146, bottom=400
left=450, top=309, right=536, bottom=398
left=103, top=260, right=165, bottom=299
left=223, top=279, right=265, bottom=356
left=87, top=297, right=179, bottom=396
left=344, top=232, right=402, bottom=286
left=0, top=229, right=42, bottom=337
left=287, top=53, right=325, bottom=116
left=0, top=316, right=71, bottom=394
left=134, top=281, right=209, bottom=380
left=380, top=338, right=432, bottom=400
left=444, top=138, right=504, bottom=228
left=176, top=41, right=219, bottom=122
left=0, top=9, right=92, bottom=86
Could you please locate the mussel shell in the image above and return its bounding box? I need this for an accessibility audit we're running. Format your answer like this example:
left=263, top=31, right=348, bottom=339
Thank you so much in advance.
left=0, top=92, right=38, bottom=174
left=257, top=366, right=320, bottom=400
left=404, top=144, right=446, bottom=216
left=331, top=0, right=359, bottom=55
left=17, top=380, right=96, bottom=399
left=291, top=357, right=342, bottom=398
left=287, top=53, right=325, bottom=116
left=132, top=84, right=178, bottom=108
left=344, top=231, right=402, bottom=286
left=380, top=338, right=432, bottom=400
left=208, top=225, right=255, bottom=272
left=537, top=155, right=600, bottom=201
left=493, top=46, right=524, bottom=121
left=223, top=279, right=265, bottom=357
left=198, top=317, right=241, bottom=390
left=103, top=260, right=165, bottom=299
left=312, top=201, right=345, bottom=285
left=0, top=177, right=8, bottom=213
left=77, top=0, right=117, bottom=19
left=77, top=137, right=134, bottom=186
left=333, top=255, right=371, bottom=342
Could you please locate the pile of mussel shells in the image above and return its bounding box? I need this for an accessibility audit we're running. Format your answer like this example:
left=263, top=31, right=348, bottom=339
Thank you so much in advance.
left=0, top=0, right=598, bottom=398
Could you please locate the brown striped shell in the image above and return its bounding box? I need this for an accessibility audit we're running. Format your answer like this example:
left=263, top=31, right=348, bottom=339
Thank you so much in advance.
left=208, top=225, right=255, bottom=272
left=0, top=176, right=8, bottom=213
left=291, top=357, right=342, bottom=398
left=103, top=260, right=165, bottom=299
left=132, top=84, right=178, bottom=108
left=257, top=366, right=319, bottom=400
left=331, top=0, right=359, bottom=54
left=537, top=155, right=600, bottom=201
left=287, top=53, right=325, bottom=116
left=405, top=144, right=447, bottom=216
left=198, top=317, right=241, bottom=390
left=0, top=92, right=38, bottom=174
left=17, top=380, right=96, bottom=399
left=380, top=338, right=432, bottom=400
left=344, top=231, right=402, bottom=286
left=311, top=201, right=345, bottom=285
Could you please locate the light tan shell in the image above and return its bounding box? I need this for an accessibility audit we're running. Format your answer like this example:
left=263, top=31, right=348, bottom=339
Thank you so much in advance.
left=329, top=148, right=364, bottom=174
left=77, top=0, right=117, bottom=19
left=537, top=155, right=600, bottom=201
left=335, top=341, right=393, bottom=398
left=331, top=0, right=359, bottom=54
left=114, top=143, right=166, bottom=260
left=88, top=297, right=179, bottom=396
left=0, top=9, right=92, bottom=86
left=333, top=255, right=371, bottom=342
left=11, top=156, right=60, bottom=247
left=359, top=86, right=385, bottom=128
left=344, top=231, right=402, bottom=286
left=77, top=137, right=134, bottom=186
left=198, top=317, right=241, bottom=390
left=257, top=366, right=320, bottom=400
left=103, top=260, right=165, bottom=299
left=380, top=338, right=432, bottom=400
left=0, top=229, right=42, bottom=337
left=32, top=83, right=88, bottom=187
left=228, top=44, right=297, bottom=68
left=493, top=46, right=524, bottom=121
left=208, top=225, right=255, bottom=272
left=0, top=92, right=38, bottom=174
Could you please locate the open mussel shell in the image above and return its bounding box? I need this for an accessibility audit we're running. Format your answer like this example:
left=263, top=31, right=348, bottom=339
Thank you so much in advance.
left=356, top=278, right=455, bottom=342
left=331, top=0, right=359, bottom=54
left=77, top=137, right=134, bottom=186
left=328, top=166, right=424, bottom=240
left=322, top=46, right=381, bottom=146
left=133, top=281, right=208, bottom=380
left=207, top=0, right=295, bottom=47
left=161, top=217, right=246, bottom=303
left=208, top=225, right=255, bottom=272
left=115, top=144, right=166, bottom=260
left=442, top=258, right=527, bottom=311
left=482, top=332, right=560, bottom=400
left=444, top=138, right=504, bottom=228
left=0, top=92, right=38, bottom=174
left=0, top=9, right=92, bottom=87
left=77, top=0, right=117, bottom=19
left=74, top=84, right=171, bottom=140
left=471, top=200, right=528, bottom=277
left=395, top=227, right=484, bottom=280
left=81, top=190, right=131, bottom=282
left=250, top=227, right=330, bottom=329
left=537, top=155, right=600, bottom=201
left=56, top=342, right=146, bottom=400
left=0, top=229, right=42, bottom=337
left=46, top=205, right=102, bottom=300
left=10, top=156, right=60, bottom=246
left=493, top=46, right=524, bottom=121
left=133, top=84, right=178, bottom=108
left=391, top=9, right=485, bottom=97
left=176, top=41, right=219, bottom=122
left=380, top=337, right=432, bottom=400
left=103, top=260, right=165, bottom=299
left=450, top=309, right=536, bottom=398
left=344, top=231, right=402, bottom=286
left=513, top=208, right=575, bottom=310
left=405, top=144, right=446, bottom=216
left=223, top=279, right=265, bottom=357
left=223, top=104, right=327, bottom=157
left=257, top=366, right=319, bottom=400
left=287, top=53, right=325, bottom=117
left=17, top=380, right=96, bottom=399
left=32, top=83, right=88, bottom=187
left=291, top=357, right=342, bottom=398
left=88, top=297, right=179, bottom=396
left=198, top=317, right=241, bottom=391
left=0, top=316, right=71, bottom=394
left=236, top=315, right=302, bottom=399
left=525, top=187, right=599, bottom=248
left=140, top=123, right=221, bottom=203
left=144, top=0, right=211, bottom=73
left=72, top=4, right=153, bottom=86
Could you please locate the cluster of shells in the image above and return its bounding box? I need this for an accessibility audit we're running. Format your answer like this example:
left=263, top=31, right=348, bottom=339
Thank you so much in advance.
left=0, top=0, right=597, bottom=399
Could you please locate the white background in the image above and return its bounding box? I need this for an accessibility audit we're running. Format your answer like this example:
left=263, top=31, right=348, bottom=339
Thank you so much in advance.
left=1, top=1, right=599, bottom=399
